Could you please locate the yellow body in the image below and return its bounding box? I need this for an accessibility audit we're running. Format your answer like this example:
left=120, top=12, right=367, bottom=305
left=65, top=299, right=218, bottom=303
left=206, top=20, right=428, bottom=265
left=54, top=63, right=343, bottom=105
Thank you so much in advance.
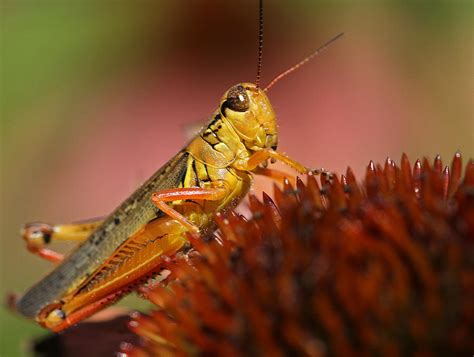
left=17, top=83, right=304, bottom=331
left=181, top=83, right=278, bottom=227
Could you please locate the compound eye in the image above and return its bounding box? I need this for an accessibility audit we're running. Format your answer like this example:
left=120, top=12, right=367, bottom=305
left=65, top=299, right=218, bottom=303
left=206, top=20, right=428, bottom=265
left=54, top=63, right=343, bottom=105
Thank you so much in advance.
left=226, top=85, right=249, bottom=112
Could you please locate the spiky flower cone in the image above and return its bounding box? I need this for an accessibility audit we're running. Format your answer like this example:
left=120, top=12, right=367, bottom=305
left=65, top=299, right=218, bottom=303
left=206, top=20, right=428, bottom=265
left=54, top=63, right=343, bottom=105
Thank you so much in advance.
left=125, top=153, right=474, bottom=356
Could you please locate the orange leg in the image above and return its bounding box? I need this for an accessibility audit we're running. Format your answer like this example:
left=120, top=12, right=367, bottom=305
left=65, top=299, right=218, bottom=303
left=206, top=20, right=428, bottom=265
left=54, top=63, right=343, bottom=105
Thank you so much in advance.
left=30, top=247, right=64, bottom=264
left=245, top=149, right=308, bottom=174
left=151, top=186, right=227, bottom=233
left=41, top=289, right=126, bottom=332
left=22, top=220, right=103, bottom=263
left=245, top=149, right=334, bottom=179
left=34, top=217, right=188, bottom=332
left=253, top=166, right=297, bottom=186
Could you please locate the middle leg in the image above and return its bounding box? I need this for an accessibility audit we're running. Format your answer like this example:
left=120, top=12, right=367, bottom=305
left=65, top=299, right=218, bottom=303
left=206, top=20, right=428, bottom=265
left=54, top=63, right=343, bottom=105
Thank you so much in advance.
left=151, top=185, right=228, bottom=233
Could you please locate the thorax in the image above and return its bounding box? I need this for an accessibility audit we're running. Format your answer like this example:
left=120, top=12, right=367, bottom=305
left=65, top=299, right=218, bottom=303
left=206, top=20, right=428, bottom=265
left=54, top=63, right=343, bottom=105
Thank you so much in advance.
left=176, top=113, right=253, bottom=227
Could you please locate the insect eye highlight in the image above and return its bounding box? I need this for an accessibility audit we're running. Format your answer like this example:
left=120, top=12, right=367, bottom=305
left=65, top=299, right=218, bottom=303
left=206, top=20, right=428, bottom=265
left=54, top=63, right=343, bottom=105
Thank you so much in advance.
left=225, top=85, right=250, bottom=112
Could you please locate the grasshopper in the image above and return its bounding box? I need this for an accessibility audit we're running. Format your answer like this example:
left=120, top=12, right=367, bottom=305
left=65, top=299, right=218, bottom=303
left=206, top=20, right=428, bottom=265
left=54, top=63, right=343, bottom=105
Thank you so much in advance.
left=14, top=0, right=342, bottom=332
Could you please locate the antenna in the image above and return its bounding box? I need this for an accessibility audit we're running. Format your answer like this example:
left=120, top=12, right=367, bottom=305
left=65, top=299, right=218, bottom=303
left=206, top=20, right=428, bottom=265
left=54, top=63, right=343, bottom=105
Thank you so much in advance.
left=264, top=32, right=344, bottom=91
left=255, top=0, right=264, bottom=88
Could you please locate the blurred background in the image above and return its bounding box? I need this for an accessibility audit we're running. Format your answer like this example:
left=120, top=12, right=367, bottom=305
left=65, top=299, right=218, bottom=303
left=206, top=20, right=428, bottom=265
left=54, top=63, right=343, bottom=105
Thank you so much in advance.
left=1, top=0, right=472, bottom=355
